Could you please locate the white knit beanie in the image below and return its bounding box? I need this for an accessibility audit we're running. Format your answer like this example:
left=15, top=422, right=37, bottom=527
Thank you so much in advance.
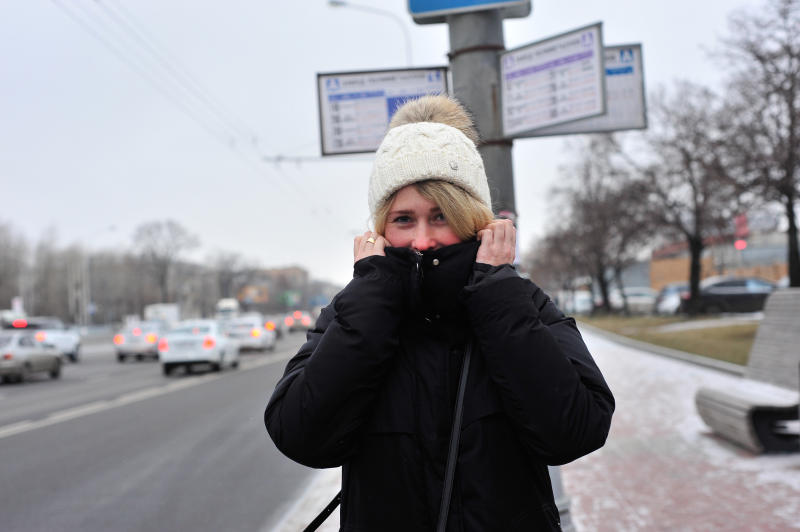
left=368, top=102, right=492, bottom=217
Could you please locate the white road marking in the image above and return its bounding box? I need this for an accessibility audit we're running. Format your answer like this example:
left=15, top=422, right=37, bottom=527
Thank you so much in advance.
left=0, top=349, right=294, bottom=441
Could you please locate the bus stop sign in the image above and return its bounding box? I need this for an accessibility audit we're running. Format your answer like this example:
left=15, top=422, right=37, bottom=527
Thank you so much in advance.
left=409, top=0, right=530, bottom=24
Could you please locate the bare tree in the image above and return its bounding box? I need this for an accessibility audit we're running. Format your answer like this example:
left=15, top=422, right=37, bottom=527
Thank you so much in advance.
left=207, top=250, right=251, bottom=299
left=0, top=221, right=28, bottom=311
left=635, top=82, right=742, bottom=311
left=552, top=135, right=652, bottom=312
left=132, top=220, right=199, bottom=302
left=29, top=229, right=72, bottom=319
left=718, top=0, right=800, bottom=285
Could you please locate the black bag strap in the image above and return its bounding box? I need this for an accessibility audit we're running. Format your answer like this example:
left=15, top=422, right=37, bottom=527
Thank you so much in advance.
left=302, top=491, right=341, bottom=532
left=303, top=341, right=473, bottom=532
left=436, top=339, right=472, bottom=532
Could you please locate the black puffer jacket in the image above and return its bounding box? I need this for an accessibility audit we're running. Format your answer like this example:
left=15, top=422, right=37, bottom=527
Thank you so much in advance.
left=265, top=241, right=614, bottom=531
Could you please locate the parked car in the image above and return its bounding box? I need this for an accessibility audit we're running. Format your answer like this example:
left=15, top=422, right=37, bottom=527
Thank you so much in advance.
left=680, top=276, right=776, bottom=313
left=284, top=310, right=313, bottom=332
left=158, top=319, right=239, bottom=376
left=5, top=316, right=81, bottom=362
left=223, top=314, right=276, bottom=352
left=653, top=283, right=689, bottom=315
left=559, top=290, right=594, bottom=315
left=113, top=321, right=168, bottom=362
left=602, top=287, right=657, bottom=314
left=0, top=331, right=62, bottom=383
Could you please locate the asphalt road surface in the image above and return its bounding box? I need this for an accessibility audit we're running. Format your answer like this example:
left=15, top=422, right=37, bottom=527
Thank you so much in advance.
left=0, top=332, right=313, bottom=532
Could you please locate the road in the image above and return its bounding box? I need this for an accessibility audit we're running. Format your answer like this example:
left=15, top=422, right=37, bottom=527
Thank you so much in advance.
left=0, top=332, right=312, bottom=532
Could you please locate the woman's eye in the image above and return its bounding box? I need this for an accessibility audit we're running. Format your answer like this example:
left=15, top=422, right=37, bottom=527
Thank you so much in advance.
left=392, top=215, right=411, bottom=224
left=433, top=213, right=446, bottom=223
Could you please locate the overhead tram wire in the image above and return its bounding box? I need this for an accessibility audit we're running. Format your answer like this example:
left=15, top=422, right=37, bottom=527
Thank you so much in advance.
left=49, top=0, right=230, bottom=147
left=96, top=0, right=255, bottom=143
left=97, top=0, right=331, bottom=185
left=52, top=0, right=358, bottom=234
left=52, top=0, right=360, bottom=233
left=84, top=0, right=338, bottom=212
left=75, top=0, right=240, bottom=143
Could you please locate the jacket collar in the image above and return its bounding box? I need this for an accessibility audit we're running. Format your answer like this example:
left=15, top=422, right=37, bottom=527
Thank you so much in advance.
left=384, top=240, right=480, bottom=324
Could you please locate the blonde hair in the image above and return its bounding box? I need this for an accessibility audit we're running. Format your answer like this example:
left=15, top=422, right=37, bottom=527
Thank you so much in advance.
left=374, top=180, right=494, bottom=242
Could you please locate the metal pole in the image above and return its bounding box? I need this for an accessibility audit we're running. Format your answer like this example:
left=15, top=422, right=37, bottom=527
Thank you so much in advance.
left=446, top=10, right=515, bottom=216
left=446, top=10, right=574, bottom=531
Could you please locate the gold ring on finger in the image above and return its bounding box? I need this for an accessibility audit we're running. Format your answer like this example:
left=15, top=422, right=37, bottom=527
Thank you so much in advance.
left=366, top=237, right=376, bottom=244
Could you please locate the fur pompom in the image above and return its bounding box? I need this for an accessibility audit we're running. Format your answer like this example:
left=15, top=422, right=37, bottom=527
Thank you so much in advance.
left=388, top=95, right=480, bottom=146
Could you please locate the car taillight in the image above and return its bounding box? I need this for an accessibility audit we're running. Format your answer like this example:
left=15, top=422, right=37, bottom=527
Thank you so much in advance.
left=250, top=328, right=261, bottom=338
left=35, top=331, right=47, bottom=342
left=293, top=310, right=302, bottom=319
left=158, top=338, right=169, bottom=352
left=12, top=319, right=27, bottom=328
left=132, top=327, right=142, bottom=336
left=145, top=333, right=157, bottom=344
left=285, top=317, right=295, bottom=327
left=2, top=353, right=13, bottom=360
left=202, top=336, right=216, bottom=349
left=265, top=321, right=276, bottom=331
left=301, top=316, right=311, bottom=326
left=113, top=334, right=125, bottom=345
left=680, top=292, right=690, bottom=300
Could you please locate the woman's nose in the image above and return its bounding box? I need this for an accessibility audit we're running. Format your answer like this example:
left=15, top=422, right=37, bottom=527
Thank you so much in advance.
left=412, top=225, right=435, bottom=250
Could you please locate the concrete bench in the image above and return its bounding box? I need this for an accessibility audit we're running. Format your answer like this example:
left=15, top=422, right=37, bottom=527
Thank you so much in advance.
left=695, top=288, right=800, bottom=453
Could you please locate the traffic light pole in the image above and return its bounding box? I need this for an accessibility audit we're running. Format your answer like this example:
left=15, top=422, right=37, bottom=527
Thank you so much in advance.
left=446, top=10, right=575, bottom=531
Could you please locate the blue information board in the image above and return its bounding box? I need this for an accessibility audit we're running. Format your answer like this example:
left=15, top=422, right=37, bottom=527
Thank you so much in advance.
left=409, top=0, right=530, bottom=23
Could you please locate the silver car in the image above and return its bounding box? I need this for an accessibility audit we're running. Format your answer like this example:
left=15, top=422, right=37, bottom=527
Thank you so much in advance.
left=224, top=314, right=276, bottom=352
left=113, top=321, right=168, bottom=362
left=158, top=320, right=239, bottom=376
left=0, top=331, right=62, bottom=383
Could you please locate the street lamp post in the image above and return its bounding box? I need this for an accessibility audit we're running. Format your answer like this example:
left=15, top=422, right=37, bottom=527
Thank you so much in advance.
left=328, top=1, right=413, bottom=67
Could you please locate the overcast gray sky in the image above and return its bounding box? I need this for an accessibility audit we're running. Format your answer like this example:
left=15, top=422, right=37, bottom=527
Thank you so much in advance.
left=0, top=0, right=754, bottom=287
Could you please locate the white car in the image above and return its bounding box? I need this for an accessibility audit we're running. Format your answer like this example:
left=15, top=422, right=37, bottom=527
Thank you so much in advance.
left=605, top=287, right=657, bottom=314
left=158, top=319, right=239, bottom=376
left=654, top=283, right=689, bottom=315
left=0, top=331, right=62, bottom=383
left=10, top=317, right=81, bottom=362
left=224, top=314, right=276, bottom=352
left=113, top=321, right=169, bottom=362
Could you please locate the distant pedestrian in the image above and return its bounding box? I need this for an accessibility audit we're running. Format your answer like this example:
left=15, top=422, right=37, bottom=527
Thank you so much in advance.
left=265, top=94, right=614, bottom=531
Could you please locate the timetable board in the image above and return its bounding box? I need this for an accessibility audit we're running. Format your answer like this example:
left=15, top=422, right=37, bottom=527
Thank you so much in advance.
left=318, top=67, right=448, bottom=155
left=501, top=23, right=606, bottom=138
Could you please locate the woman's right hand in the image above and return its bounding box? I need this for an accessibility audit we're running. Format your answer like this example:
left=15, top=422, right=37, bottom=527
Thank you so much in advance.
left=354, top=231, right=388, bottom=263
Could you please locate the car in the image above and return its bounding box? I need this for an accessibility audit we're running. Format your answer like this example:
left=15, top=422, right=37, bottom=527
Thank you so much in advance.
left=559, top=290, right=594, bottom=315
left=223, top=314, right=276, bottom=352
left=603, top=287, right=657, bottom=314
left=264, top=314, right=288, bottom=339
left=680, top=276, right=776, bottom=313
left=113, top=321, right=169, bottom=362
left=283, top=310, right=313, bottom=332
left=0, top=330, right=62, bottom=383
left=653, top=283, right=689, bottom=315
left=6, top=316, right=81, bottom=362
left=158, top=319, right=239, bottom=376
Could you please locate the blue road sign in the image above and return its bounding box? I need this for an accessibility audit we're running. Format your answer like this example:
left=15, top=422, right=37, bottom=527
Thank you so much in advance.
left=409, top=0, right=530, bottom=23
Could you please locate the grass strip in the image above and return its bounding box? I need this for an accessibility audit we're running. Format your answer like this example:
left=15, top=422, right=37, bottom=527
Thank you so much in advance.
left=578, top=316, right=757, bottom=366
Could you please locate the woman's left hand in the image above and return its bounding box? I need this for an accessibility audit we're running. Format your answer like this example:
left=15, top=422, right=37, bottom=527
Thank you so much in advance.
left=476, top=219, right=516, bottom=266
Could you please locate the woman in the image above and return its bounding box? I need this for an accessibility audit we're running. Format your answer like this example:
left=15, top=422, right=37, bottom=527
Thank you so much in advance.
left=265, top=95, right=614, bottom=531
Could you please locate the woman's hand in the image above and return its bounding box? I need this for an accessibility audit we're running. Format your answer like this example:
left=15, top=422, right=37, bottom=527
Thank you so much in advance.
left=476, top=219, right=516, bottom=266
left=354, top=231, right=388, bottom=263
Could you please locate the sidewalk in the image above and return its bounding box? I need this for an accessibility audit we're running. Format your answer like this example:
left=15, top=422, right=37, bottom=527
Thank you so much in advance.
left=271, top=330, right=800, bottom=531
